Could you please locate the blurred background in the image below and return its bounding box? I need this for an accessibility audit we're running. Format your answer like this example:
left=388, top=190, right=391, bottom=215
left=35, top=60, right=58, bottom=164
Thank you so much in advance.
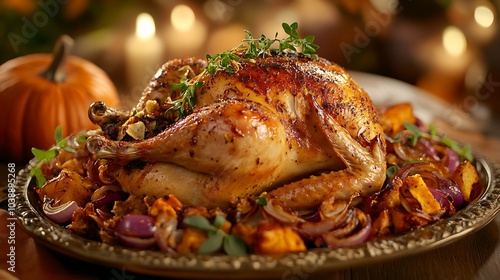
left=1, top=0, right=499, bottom=136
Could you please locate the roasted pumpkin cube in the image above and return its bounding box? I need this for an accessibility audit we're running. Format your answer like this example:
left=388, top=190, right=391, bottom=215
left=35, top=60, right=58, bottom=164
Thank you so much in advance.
left=390, top=208, right=411, bottom=234
left=405, top=174, right=441, bottom=215
left=253, top=223, right=306, bottom=254
left=176, top=227, right=207, bottom=254
left=452, top=161, right=480, bottom=202
left=371, top=209, right=392, bottom=237
left=231, top=222, right=257, bottom=247
left=148, top=195, right=182, bottom=217
left=38, top=169, right=96, bottom=207
left=380, top=103, right=417, bottom=137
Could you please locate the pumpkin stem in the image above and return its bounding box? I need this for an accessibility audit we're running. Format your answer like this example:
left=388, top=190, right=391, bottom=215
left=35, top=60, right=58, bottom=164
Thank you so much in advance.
left=41, top=35, right=74, bottom=83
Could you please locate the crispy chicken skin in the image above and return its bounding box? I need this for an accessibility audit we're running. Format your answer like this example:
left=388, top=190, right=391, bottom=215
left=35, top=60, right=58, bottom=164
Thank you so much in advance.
left=88, top=54, right=386, bottom=210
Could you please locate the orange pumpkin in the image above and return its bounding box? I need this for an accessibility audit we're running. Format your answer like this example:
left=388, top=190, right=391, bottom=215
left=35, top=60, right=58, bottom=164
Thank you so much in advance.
left=0, top=35, right=120, bottom=163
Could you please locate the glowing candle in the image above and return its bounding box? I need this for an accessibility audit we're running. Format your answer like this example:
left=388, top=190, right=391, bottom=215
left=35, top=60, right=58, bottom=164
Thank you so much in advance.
left=164, top=4, right=207, bottom=58
left=125, top=13, right=163, bottom=93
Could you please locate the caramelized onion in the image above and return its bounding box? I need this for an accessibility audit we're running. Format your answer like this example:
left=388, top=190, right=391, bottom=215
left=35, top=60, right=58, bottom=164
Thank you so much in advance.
left=298, top=199, right=350, bottom=237
left=417, top=138, right=440, bottom=161
left=92, top=191, right=127, bottom=209
left=446, top=147, right=460, bottom=173
left=263, top=199, right=304, bottom=224
left=42, top=199, right=78, bottom=224
left=322, top=209, right=371, bottom=249
left=154, top=213, right=179, bottom=253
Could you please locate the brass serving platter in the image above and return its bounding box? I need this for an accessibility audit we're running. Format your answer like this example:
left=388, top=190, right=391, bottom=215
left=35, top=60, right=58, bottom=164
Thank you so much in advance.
left=14, top=73, right=500, bottom=279
left=14, top=156, right=500, bottom=279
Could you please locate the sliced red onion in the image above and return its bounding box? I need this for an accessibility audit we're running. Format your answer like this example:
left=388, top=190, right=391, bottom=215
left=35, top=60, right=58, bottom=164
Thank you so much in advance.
left=438, top=178, right=464, bottom=208
left=322, top=209, right=372, bottom=249
left=446, top=147, right=460, bottom=173
left=324, top=209, right=358, bottom=239
left=115, top=214, right=156, bottom=238
left=92, top=191, right=127, bottom=209
left=319, top=199, right=349, bottom=219
left=427, top=187, right=451, bottom=210
left=263, top=199, right=304, bottom=224
left=43, top=200, right=78, bottom=224
left=417, top=138, right=440, bottom=161
left=115, top=232, right=156, bottom=249
left=299, top=201, right=350, bottom=237
left=154, top=213, right=179, bottom=252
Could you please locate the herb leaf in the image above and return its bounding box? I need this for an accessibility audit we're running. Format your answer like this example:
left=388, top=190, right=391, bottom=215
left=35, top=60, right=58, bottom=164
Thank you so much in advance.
left=183, top=215, right=217, bottom=232
left=386, top=165, right=399, bottom=178
left=167, top=22, right=318, bottom=118
left=402, top=121, right=422, bottom=146
left=212, top=215, right=227, bottom=228
left=441, top=137, right=474, bottom=162
left=198, top=230, right=225, bottom=254
left=256, top=196, right=268, bottom=206
left=223, top=234, right=247, bottom=256
left=183, top=214, right=248, bottom=256
left=29, top=125, right=80, bottom=188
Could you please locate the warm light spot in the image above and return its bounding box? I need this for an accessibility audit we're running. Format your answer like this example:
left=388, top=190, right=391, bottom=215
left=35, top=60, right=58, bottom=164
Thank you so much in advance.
left=474, top=5, right=494, bottom=28
left=136, top=13, right=156, bottom=40
left=442, top=26, right=467, bottom=57
left=171, top=4, right=196, bottom=32
left=370, top=0, right=399, bottom=14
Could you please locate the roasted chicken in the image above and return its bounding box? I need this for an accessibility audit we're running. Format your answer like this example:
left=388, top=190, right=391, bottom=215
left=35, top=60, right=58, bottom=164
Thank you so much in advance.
left=87, top=54, right=386, bottom=210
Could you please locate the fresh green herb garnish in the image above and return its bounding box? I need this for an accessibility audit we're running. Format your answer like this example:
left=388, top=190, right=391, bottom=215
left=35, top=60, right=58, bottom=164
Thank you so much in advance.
left=386, top=121, right=474, bottom=162
left=402, top=121, right=422, bottom=146
left=386, top=165, right=400, bottom=178
left=256, top=196, right=268, bottom=206
left=441, top=137, right=473, bottom=162
left=167, top=22, right=319, bottom=118
left=183, top=215, right=247, bottom=256
left=29, top=126, right=82, bottom=188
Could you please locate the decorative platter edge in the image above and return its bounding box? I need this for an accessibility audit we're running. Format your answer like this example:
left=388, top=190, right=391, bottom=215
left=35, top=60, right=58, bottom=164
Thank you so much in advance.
left=14, top=157, right=500, bottom=279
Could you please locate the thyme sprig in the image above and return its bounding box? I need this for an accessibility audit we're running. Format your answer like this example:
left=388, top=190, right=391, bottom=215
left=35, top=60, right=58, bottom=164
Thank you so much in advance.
left=29, top=126, right=87, bottom=188
left=167, top=22, right=319, bottom=118
left=386, top=121, right=474, bottom=162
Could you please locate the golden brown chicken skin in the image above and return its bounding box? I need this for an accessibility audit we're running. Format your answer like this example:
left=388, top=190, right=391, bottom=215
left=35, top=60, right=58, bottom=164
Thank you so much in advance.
left=88, top=54, right=386, bottom=210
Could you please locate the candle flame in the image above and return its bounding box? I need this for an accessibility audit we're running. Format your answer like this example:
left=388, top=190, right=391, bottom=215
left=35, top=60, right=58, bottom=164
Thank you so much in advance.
left=171, top=4, right=195, bottom=32
left=475, top=5, right=494, bottom=28
left=136, top=13, right=156, bottom=40
left=442, top=26, right=466, bottom=57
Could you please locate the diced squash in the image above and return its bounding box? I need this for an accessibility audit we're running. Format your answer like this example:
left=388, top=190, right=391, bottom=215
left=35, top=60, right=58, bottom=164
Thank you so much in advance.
left=176, top=227, right=207, bottom=254
left=390, top=208, right=411, bottom=233
left=405, top=174, right=441, bottom=215
left=378, top=187, right=401, bottom=209
left=380, top=103, right=417, bottom=137
left=231, top=222, right=257, bottom=247
left=38, top=169, right=96, bottom=207
left=253, top=223, right=306, bottom=254
left=451, top=161, right=480, bottom=202
left=148, top=195, right=181, bottom=218
left=371, top=209, right=392, bottom=237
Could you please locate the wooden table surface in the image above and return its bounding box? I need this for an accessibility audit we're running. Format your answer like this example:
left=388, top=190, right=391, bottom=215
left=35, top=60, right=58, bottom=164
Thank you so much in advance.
left=1, top=124, right=499, bottom=280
